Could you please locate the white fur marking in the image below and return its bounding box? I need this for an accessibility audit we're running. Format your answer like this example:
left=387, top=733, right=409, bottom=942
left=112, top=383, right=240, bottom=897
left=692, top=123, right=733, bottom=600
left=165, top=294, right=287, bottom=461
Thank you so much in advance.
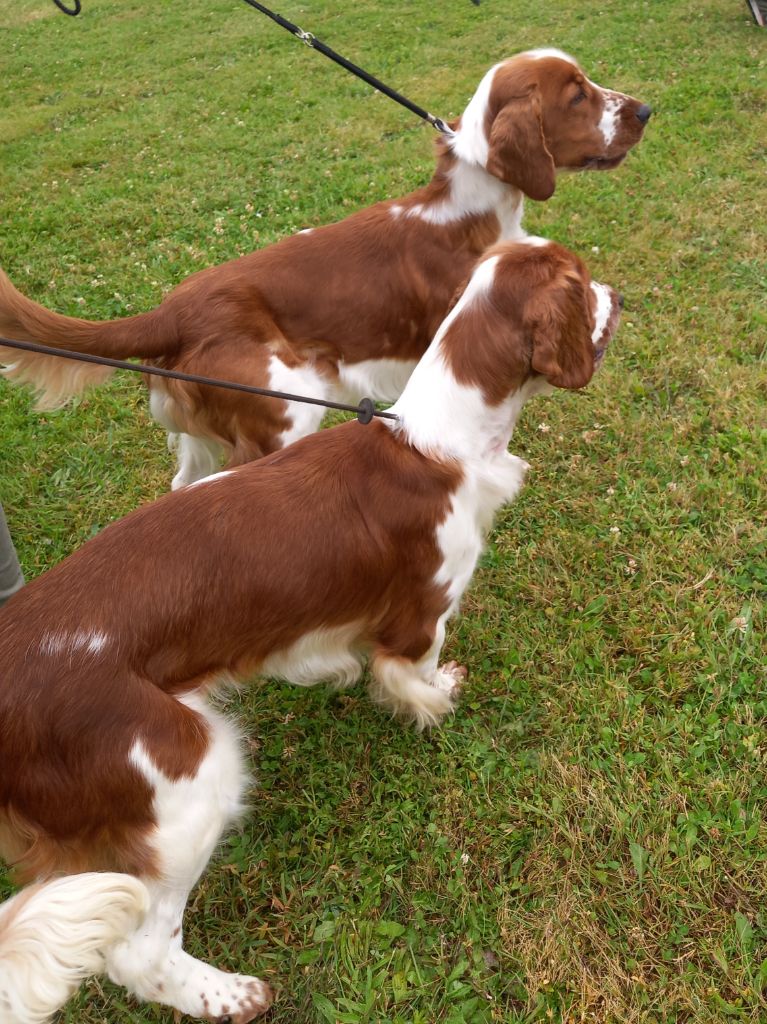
left=517, top=234, right=551, bottom=248
left=259, top=624, right=365, bottom=689
left=590, top=282, right=613, bottom=346
left=598, top=93, right=621, bottom=147
left=150, top=387, right=226, bottom=489
left=369, top=653, right=456, bottom=730
left=408, top=160, right=524, bottom=238
left=336, top=357, right=418, bottom=404
left=268, top=354, right=329, bottom=448
left=149, top=385, right=181, bottom=433
left=186, top=469, right=234, bottom=489
left=128, top=696, right=245, bottom=856
left=435, top=456, right=529, bottom=616
left=523, top=47, right=576, bottom=63
left=39, top=629, right=109, bottom=657
left=451, top=62, right=502, bottom=167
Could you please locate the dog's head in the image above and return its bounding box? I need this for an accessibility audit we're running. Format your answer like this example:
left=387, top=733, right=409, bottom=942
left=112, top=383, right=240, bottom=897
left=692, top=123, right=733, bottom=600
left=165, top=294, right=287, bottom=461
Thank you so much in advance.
left=451, top=49, right=651, bottom=200
left=442, top=238, right=622, bottom=403
left=522, top=244, right=621, bottom=390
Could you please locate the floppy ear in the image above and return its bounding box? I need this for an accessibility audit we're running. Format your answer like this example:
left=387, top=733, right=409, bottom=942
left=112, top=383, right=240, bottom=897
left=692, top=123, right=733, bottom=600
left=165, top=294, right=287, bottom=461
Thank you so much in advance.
left=528, top=273, right=595, bottom=389
left=486, top=89, right=556, bottom=201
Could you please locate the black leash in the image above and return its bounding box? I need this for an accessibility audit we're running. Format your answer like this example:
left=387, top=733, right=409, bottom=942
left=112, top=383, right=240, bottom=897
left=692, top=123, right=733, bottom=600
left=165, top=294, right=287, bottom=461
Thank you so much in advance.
left=35, top=0, right=478, bottom=420
left=0, top=337, right=398, bottom=425
left=45, top=0, right=481, bottom=134
left=239, top=0, right=455, bottom=135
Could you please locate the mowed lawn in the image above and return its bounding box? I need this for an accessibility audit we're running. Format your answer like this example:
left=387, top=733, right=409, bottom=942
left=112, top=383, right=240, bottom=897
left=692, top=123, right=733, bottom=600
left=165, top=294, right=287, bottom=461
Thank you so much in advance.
left=1, top=0, right=766, bottom=1021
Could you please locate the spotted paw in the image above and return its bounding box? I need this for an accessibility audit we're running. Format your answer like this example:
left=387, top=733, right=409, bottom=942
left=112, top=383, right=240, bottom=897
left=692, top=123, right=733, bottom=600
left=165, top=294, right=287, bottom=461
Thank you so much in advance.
left=434, top=660, right=468, bottom=696
left=204, top=975, right=273, bottom=1023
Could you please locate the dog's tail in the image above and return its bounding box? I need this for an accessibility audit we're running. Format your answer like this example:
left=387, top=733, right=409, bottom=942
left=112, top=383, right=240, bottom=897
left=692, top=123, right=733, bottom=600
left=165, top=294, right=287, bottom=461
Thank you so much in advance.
left=0, top=268, right=178, bottom=408
left=0, top=872, right=149, bottom=1024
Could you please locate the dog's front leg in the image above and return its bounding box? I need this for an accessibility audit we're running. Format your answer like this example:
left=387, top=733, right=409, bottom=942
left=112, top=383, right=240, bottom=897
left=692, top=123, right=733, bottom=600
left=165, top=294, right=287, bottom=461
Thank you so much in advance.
left=368, top=619, right=466, bottom=730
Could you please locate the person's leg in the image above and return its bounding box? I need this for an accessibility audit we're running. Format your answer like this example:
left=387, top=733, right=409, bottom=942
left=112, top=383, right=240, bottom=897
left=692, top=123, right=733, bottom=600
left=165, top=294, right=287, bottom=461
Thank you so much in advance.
left=747, top=0, right=767, bottom=27
left=0, top=504, right=24, bottom=606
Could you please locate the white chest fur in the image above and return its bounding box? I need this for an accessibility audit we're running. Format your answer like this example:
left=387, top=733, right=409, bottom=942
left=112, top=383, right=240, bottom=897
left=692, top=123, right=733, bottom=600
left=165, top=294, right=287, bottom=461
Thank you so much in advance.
left=435, top=454, right=529, bottom=614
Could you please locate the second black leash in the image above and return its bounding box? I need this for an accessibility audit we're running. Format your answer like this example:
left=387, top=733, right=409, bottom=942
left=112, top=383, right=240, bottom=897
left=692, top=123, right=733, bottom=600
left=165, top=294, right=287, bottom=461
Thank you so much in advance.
left=239, top=0, right=455, bottom=135
left=46, top=0, right=475, bottom=134
left=0, top=337, right=398, bottom=426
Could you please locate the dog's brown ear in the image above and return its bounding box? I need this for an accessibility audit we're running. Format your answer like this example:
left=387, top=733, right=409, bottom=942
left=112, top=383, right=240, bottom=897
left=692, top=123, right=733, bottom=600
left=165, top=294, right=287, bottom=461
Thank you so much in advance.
left=528, top=271, right=595, bottom=389
left=486, top=89, right=556, bottom=201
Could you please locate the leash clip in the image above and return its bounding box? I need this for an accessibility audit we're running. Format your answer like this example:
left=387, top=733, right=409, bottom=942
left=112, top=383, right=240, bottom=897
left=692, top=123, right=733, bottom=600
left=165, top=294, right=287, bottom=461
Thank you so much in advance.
left=295, top=28, right=316, bottom=46
left=429, top=115, right=455, bottom=137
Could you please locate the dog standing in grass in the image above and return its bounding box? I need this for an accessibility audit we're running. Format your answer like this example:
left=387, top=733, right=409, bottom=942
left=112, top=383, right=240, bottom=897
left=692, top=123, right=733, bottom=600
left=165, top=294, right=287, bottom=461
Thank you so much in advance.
left=0, top=50, right=648, bottom=489
left=0, top=239, right=621, bottom=1022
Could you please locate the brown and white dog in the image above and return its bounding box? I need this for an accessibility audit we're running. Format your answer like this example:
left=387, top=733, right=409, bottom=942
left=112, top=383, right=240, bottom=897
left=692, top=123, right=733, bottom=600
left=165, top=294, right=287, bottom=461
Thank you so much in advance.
left=0, top=49, right=648, bottom=489
left=0, top=238, right=621, bottom=1023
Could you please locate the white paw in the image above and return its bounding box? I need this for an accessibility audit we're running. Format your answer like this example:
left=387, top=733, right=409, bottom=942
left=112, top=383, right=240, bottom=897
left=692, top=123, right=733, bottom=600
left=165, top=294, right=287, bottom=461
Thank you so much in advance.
left=506, top=452, right=530, bottom=476
left=171, top=471, right=191, bottom=490
left=433, top=660, right=468, bottom=697
left=113, top=950, right=274, bottom=1024
left=199, top=973, right=273, bottom=1023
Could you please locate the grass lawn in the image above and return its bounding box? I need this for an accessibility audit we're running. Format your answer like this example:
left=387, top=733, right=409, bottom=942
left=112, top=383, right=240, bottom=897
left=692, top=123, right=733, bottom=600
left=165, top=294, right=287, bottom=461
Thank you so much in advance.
left=1, top=0, right=766, bottom=1021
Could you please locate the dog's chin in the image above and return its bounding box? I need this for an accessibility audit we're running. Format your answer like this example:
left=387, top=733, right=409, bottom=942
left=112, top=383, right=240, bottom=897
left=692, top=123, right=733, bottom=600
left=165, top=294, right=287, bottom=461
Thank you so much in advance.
left=593, top=326, right=618, bottom=368
left=581, top=153, right=627, bottom=171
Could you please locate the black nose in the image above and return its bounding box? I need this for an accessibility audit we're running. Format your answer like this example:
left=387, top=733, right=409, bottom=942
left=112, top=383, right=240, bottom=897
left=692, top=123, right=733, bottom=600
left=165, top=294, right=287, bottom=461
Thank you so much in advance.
left=618, top=293, right=625, bottom=310
left=636, top=104, right=652, bottom=125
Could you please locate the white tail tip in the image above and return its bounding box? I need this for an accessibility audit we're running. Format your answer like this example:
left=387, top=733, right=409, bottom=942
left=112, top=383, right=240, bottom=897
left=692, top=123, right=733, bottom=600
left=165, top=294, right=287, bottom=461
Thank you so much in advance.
left=0, top=872, right=148, bottom=1024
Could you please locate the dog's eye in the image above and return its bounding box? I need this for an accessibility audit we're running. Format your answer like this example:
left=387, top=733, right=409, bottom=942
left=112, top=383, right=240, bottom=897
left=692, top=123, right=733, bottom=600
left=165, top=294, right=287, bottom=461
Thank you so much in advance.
left=571, top=88, right=587, bottom=106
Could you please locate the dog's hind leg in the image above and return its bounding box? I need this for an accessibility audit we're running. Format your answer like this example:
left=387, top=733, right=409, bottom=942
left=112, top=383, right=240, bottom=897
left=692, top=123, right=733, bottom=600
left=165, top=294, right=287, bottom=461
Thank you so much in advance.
left=105, top=695, right=272, bottom=1022
left=369, top=617, right=467, bottom=730
left=169, top=433, right=226, bottom=490
left=149, top=385, right=226, bottom=489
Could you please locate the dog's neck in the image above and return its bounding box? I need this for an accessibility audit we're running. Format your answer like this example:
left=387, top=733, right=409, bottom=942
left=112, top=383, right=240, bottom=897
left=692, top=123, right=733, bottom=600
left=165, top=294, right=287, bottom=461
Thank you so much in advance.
left=389, top=255, right=547, bottom=467
left=401, top=144, right=525, bottom=240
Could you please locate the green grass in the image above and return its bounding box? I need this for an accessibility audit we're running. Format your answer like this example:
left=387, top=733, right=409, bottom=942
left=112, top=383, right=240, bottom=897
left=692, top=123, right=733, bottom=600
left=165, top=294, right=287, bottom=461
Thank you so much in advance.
left=1, top=0, right=766, bottom=1021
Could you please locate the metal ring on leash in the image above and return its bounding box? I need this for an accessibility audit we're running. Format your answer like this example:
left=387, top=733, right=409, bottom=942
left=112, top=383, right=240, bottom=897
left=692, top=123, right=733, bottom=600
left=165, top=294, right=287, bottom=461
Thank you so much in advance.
left=51, top=0, right=82, bottom=14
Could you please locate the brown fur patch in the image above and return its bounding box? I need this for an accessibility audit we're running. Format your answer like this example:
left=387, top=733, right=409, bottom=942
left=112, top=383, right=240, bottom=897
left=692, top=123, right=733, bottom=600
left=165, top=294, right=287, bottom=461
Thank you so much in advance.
left=0, top=421, right=460, bottom=882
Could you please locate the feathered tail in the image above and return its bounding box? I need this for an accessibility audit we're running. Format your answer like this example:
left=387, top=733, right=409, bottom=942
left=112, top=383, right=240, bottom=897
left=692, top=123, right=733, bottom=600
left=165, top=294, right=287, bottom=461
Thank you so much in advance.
left=0, top=267, right=176, bottom=408
left=0, top=872, right=148, bottom=1023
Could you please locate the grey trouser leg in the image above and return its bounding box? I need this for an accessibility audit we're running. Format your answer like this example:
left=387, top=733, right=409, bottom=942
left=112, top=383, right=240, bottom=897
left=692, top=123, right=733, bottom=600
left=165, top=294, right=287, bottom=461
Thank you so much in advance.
left=0, top=504, right=24, bottom=606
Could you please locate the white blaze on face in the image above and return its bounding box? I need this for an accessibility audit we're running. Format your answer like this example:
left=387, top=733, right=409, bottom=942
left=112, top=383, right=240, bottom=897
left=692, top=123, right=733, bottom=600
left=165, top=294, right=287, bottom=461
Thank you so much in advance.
left=597, top=91, right=622, bottom=147
left=590, top=282, right=616, bottom=348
